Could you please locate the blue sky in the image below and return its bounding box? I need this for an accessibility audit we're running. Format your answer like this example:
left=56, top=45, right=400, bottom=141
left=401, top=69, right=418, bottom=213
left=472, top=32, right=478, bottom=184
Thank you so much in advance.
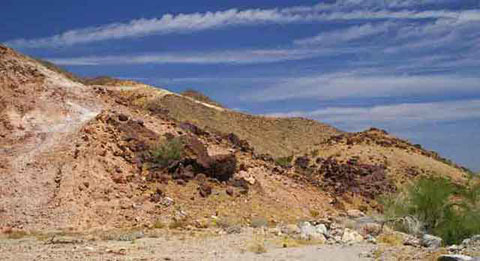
left=2, top=0, right=480, bottom=171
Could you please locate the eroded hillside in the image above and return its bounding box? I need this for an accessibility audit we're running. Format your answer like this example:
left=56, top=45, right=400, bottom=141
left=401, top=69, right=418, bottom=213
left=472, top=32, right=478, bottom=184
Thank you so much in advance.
left=0, top=45, right=471, bottom=234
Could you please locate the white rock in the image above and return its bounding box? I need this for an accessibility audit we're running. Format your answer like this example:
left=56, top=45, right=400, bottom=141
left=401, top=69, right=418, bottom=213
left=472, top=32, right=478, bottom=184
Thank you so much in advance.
left=403, top=235, right=421, bottom=246
left=422, top=234, right=443, bottom=248
left=347, top=209, right=365, bottom=218
left=236, top=171, right=256, bottom=185
left=280, top=224, right=300, bottom=235
left=315, top=224, right=328, bottom=236
left=437, top=254, right=475, bottom=261
left=447, top=244, right=464, bottom=252
left=462, top=235, right=480, bottom=246
left=342, top=228, right=364, bottom=243
left=299, top=222, right=326, bottom=242
left=366, top=235, right=377, bottom=244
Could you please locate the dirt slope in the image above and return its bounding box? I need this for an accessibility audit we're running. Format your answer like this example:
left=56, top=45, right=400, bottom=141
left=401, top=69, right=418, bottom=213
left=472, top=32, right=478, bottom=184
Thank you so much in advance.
left=0, top=46, right=335, bottom=232
left=0, top=45, right=102, bottom=229
left=289, top=128, right=470, bottom=203
left=106, top=86, right=341, bottom=157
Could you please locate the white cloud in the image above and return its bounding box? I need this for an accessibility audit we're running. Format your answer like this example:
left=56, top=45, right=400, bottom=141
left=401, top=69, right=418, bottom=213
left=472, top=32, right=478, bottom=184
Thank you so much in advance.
left=266, top=99, right=480, bottom=130
left=46, top=48, right=336, bottom=65
left=249, top=73, right=480, bottom=101
left=4, top=3, right=479, bottom=48
left=294, top=22, right=391, bottom=46
left=6, top=8, right=306, bottom=48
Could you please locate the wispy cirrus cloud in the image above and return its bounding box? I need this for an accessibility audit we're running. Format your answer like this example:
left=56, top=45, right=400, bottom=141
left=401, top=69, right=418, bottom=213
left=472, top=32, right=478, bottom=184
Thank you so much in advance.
left=247, top=73, right=480, bottom=102
left=266, top=99, right=480, bottom=129
left=294, top=22, right=392, bottom=46
left=4, top=2, right=479, bottom=48
left=46, top=48, right=340, bottom=65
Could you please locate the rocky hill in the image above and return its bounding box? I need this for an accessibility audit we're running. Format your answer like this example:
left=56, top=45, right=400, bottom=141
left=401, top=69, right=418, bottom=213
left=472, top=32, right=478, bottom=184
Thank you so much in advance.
left=0, top=45, right=471, bottom=234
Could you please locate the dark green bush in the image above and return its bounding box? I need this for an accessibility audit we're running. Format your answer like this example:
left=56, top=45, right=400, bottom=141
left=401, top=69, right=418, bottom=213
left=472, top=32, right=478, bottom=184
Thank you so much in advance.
left=382, top=176, right=480, bottom=245
left=275, top=155, right=293, bottom=167
left=152, top=138, right=184, bottom=167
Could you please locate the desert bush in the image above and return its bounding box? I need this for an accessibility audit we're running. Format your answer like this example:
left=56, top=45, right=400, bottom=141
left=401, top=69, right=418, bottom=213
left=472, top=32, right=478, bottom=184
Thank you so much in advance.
left=5, top=230, right=29, bottom=239
left=377, top=232, right=404, bottom=246
left=152, top=138, right=183, bottom=167
left=381, top=176, right=480, bottom=244
left=309, top=209, right=320, bottom=218
left=153, top=219, right=165, bottom=229
left=168, top=218, right=189, bottom=230
left=275, top=155, right=293, bottom=167
left=250, top=217, right=269, bottom=228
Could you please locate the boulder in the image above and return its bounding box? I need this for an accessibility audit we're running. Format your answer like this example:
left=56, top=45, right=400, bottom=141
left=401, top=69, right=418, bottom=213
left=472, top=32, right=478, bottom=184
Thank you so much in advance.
left=208, top=154, right=237, bottom=181
left=347, top=209, right=366, bottom=218
left=198, top=183, right=212, bottom=197
left=422, top=234, right=443, bottom=248
left=437, top=255, right=476, bottom=261
left=341, top=228, right=364, bottom=244
left=299, top=222, right=326, bottom=242
left=179, top=122, right=207, bottom=136
left=235, top=171, right=256, bottom=185
left=294, top=156, right=310, bottom=169
left=315, top=224, right=328, bottom=237
left=462, top=235, right=480, bottom=246
left=358, top=222, right=383, bottom=237
left=280, top=224, right=300, bottom=235
left=403, top=235, right=421, bottom=247
left=118, top=114, right=129, bottom=122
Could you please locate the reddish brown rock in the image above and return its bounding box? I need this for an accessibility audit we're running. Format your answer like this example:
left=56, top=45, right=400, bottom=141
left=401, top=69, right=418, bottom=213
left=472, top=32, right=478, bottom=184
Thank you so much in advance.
left=198, top=183, right=212, bottom=197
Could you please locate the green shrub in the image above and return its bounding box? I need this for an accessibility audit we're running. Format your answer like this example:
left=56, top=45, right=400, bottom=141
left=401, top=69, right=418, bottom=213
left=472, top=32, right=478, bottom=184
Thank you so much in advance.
left=275, top=155, right=293, bottom=167
left=382, top=176, right=480, bottom=245
left=152, top=138, right=184, bottom=167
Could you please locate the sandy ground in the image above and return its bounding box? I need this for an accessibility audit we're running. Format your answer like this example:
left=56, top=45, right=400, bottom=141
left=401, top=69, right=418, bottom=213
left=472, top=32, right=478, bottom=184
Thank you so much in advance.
left=0, top=230, right=374, bottom=261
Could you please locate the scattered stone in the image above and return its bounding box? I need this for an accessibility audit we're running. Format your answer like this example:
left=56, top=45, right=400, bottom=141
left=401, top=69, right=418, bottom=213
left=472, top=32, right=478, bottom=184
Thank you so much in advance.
left=358, top=222, right=383, bottom=237
left=46, top=236, right=84, bottom=244
left=150, top=188, right=164, bottom=203
left=422, top=234, right=443, bottom=248
left=195, top=173, right=207, bottom=183
left=118, top=114, right=129, bottom=122
left=236, top=171, right=256, bottom=185
left=226, top=187, right=234, bottom=196
left=366, top=235, right=377, bottom=244
left=225, top=133, right=252, bottom=152
left=225, top=225, right=242, bottom=234
left=294, top=156, right=310, bottom=169
left=403, top=234, right=421, bottom=247
left=316, top=157, right=395, bottom=199
left=462, top=235, right=480, bottom=246
left=179, top=122, right=207, bottom=136
left=447, top=245, right=464, bottom=252
left=162, top=197, right=174, bottom=207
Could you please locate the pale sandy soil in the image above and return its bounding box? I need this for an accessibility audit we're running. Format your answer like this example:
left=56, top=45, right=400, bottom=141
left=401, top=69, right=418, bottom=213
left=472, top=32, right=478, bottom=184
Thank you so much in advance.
left=0, top=231, right=375, bottom=261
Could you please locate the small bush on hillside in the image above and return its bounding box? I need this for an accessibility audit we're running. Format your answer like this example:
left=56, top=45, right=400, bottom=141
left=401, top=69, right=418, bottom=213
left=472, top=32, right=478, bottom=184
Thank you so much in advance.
left=275, top=155, right=293, bottom=167
left=382, top=176, right=480, bottom=244
left=152, top=138, right=184, bottom=167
